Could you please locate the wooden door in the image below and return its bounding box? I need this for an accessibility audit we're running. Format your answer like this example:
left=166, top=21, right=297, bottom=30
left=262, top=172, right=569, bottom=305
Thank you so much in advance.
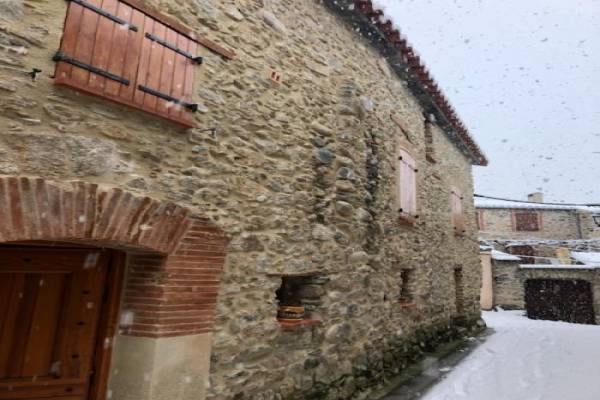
left=525, top=279, right=596, bottom=325
left=0, top=248, right=109, bottom=400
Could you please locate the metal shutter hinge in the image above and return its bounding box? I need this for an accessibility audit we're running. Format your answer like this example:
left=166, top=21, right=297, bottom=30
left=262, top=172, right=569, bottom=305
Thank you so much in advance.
left=145, top=33, right=203, bottom=64
left=138, top=85, right=198, bottom=112
left=53, top=51, right=130, bottom=85
left=69, top=0, right=138, bottom=31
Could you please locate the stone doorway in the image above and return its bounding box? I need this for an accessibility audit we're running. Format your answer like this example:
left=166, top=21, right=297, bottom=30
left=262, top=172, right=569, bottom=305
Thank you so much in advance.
left=525, top=279, right=595, bottom=324
left=0, top=176, right=230, bottom=400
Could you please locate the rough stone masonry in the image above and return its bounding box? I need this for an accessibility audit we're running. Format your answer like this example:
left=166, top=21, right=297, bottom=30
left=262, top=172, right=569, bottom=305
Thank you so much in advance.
left=0, top=0, right=485, bottom=399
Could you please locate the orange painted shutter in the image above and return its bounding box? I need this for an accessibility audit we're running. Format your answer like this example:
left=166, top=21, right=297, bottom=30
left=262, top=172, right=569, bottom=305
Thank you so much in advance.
left=451, top=188, right=465, bottom=234
left=54, top=0, right=198, bottom=127
left=398, top=147, right=417, bottom=217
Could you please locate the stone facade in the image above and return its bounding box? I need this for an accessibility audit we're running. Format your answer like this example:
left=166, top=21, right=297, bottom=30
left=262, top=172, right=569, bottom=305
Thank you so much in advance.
left=0, top=1, right=486, bottom=400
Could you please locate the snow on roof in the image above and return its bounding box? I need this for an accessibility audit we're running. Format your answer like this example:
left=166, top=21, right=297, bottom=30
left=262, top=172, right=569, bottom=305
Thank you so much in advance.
left=491, top=250, right=521, bottom=261
left=475, top=197, right=600, bottom=212
left=571, top=251, right=600, bottom=265
left=519, top=264, right=600, bottom=270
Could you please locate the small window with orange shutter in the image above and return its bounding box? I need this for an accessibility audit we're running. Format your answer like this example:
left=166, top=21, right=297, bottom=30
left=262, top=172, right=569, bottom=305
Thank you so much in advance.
left=451, top=187, right=465, bottom=236
left=53, top=0, right=234, bottom=128
left=396, top=140, right=418, bottom=224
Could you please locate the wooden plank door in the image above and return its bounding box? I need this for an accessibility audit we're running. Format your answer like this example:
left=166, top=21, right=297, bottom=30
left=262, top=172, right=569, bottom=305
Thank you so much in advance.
left=0, top=248, right=109, bottom=400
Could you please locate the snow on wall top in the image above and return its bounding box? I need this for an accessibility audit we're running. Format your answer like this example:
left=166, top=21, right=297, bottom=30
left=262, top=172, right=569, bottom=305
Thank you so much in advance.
left=475, top=197, right=600, bottom=212
left=519, top=264, right=600, bottom=270
left=571, top=251, right=600, bottom=265
left=491, top=250, right=521, bottom=261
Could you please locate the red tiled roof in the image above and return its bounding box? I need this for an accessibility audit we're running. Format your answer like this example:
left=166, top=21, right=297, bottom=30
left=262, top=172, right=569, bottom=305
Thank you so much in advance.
left=331, top=1, right=488, bottom=166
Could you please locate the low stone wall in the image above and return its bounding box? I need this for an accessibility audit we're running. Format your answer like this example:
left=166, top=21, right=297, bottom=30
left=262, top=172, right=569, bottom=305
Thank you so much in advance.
left=250, top=317, right=483, bottom=400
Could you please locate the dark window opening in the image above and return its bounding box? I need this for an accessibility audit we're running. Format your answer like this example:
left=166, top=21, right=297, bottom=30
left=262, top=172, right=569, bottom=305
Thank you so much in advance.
left=275, top=276, right=323, bottom=329
left=508, top=245, right=535, bottom=264
left=593, top=215, right=600, bottom=228
left=399, top=269, right=414, bottom=305
left=454, top=268, right=464, bottom=313
left=514, top=211, right=540, bottom=231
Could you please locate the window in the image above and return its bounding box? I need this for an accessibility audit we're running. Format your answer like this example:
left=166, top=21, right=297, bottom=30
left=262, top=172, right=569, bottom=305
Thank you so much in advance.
left=514, top=211, right=540, bottom=231
left=54, top=0, right=233, bottom=127
left=275, top=276, right=321, bottom=330
left=396, top=140, right=418, bottom=223
left=477, top=210, right=485, bottom=230
left=507, top=245, right=535, bottom=264
left=593, top=215, right=600, bottom=228
left=399, top=269, right=414, bottom=307
left=451, top=187, right=465, bottom=235
left=454, top=268, right=464, bottom=313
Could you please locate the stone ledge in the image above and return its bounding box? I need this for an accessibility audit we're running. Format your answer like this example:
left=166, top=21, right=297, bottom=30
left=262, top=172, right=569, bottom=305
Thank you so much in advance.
left=278, top=319, right=321, bottom=331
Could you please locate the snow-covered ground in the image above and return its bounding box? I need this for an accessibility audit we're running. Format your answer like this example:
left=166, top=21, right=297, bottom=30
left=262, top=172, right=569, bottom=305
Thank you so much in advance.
left=422, top=310, right=600, bottom=400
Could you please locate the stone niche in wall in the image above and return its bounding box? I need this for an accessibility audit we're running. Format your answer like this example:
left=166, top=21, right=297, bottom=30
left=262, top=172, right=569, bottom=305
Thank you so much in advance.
left=274, top=274, right=328, bottom=331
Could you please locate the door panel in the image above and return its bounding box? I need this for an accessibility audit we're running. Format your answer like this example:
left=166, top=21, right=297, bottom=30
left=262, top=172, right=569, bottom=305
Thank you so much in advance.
left=0, top=248, right=109, bottom=400
left=525, top=279, right=595, bottom=324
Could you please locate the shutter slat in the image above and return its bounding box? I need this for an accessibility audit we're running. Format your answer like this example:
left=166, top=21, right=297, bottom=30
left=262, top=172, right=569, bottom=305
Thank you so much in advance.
left=182, top=39, right=198, bottom=125
left=119, top=7, right=145, bottom=101
left=132, top=14, right=154, bottom=106
left=88, top=0, right=119, bottom=91
left=104, top=1, right=134, bottom=97
left=70, top=0, right=103, bottom=86
left=156, top=27, right=178, bottom=116
left=142, top=22, right=167, bottom=111
left=55, top=2, right=85, bottom=81
left=169, top=33, right=188, bottom=120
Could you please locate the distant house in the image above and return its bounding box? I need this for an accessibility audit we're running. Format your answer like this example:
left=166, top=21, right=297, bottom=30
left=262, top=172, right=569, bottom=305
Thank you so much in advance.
left=477, top=192, right=600, bottom=242
left=477, top=192, right=600, bottom=324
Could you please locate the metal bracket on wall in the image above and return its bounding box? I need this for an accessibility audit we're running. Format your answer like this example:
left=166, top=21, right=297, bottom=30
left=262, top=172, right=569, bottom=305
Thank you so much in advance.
left=52, top=51, right=131, bottom=85
left=68, top=0, right=138, bottom=31
left=138, top=85, right=198, bottom=112
left=145, top=33, right=204, bottom=64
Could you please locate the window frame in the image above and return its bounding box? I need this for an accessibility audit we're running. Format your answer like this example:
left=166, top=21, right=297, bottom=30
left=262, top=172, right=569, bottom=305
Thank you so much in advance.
left=477, top=209, right=485, bottom=230
left=451, top=186, right=465, bottom=236
left=395, top=138, right=419, bottom=224
left=513, top=210, right=541, bottom=232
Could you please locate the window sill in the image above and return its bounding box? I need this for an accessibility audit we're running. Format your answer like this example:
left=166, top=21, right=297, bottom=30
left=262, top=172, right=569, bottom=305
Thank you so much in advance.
left=399, top=213, right=418, bottom=225
left=278, top=319, right=321, bottom=331
left=426, top=153, right=437, bottom=164
left=398, top=301, right=416, bottom=309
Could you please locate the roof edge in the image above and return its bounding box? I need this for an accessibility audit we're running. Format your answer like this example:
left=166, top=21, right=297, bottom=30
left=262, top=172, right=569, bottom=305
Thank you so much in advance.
left=323, top=0, right=488, bottom=166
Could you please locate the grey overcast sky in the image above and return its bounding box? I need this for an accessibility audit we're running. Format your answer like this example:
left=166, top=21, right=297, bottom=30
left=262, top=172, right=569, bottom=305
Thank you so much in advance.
left=377, top=0, right=600, bottom=203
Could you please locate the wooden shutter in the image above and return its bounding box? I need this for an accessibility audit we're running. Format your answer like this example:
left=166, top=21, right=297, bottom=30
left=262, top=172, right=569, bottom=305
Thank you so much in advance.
left=451, top=187, right=465, bottom=235
left=54, top=0, right=208, bottom=128
left=397, top=144, right=418, bottom=219
left=514, top=211, right=540, bottom=231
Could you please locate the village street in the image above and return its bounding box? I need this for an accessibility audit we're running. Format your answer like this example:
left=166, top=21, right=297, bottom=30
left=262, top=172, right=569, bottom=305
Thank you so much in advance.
left=415, top=311, right=600, bottom=400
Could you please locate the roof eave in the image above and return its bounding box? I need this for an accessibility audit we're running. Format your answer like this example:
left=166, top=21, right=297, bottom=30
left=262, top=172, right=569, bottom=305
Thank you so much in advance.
left=322, top=0, right=488, bottom=166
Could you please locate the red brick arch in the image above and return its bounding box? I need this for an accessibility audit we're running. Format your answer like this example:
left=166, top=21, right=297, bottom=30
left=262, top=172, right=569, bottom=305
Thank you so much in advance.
left=0, top=176, right=229, bottom=337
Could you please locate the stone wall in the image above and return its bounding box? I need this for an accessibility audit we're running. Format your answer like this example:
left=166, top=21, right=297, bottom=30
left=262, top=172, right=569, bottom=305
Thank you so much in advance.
left=0, top=1, right=483, bottom=399
left=491, top=260, right=525, bottom=309
left=578, top=211, right=600, bottom=240
left=478, top=208, right=582, bottom=240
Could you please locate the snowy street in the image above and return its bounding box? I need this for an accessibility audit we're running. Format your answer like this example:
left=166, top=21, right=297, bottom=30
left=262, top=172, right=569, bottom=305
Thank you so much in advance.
left=421, top=311, right=600, bottom=400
